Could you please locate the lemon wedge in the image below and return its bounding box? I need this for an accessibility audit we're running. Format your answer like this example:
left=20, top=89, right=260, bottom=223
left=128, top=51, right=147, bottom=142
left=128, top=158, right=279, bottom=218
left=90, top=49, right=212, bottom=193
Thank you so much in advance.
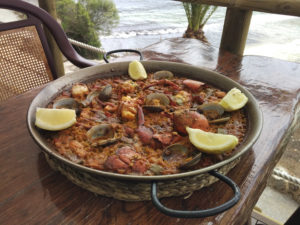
left=35, top=108, right=76, bottom=131
left=128, top=60, right=147, bottom=80
left=186, top=127, right=238, bottom=154
left=219, top=87, right=248, bottom=111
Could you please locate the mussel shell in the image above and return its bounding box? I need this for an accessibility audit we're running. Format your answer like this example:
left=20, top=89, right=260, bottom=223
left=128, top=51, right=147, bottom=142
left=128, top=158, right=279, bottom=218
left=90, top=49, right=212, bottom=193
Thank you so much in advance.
left=153, top=70, right=174, bottom=80
left=53, top=98, right=80, bottom=114
left=145, top=93, right=170, bottom=106
left=99, top=84, right=112, bottom=101
left=197, top=103, right=224, bottom=119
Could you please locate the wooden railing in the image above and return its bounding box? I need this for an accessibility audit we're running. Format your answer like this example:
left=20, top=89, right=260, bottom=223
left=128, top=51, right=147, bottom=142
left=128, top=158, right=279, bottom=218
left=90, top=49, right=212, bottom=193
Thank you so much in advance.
left=176, top=0, right=300, bottom=55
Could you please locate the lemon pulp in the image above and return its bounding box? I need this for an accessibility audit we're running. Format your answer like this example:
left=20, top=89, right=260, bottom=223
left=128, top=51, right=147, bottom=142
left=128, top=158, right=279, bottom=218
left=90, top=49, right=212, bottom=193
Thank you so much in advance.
left=35, top=108, right=76, bottom=131
left=219, top=87, right=248, bottom=111
left=186, top=127, right=239, bottom=154
left=128, top=60, right=147, bottom=80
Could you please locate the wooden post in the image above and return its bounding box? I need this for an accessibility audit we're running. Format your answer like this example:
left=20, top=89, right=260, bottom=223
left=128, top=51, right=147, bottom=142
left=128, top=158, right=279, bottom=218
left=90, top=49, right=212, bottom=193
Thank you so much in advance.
left=220, top=8, right=252, bottom=55
left=38, top=0, right=65, bottom=77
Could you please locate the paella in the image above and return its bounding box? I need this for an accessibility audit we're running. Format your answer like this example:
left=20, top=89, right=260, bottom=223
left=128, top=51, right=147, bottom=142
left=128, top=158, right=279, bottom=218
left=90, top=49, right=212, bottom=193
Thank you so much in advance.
left=36, top=63, right=248, bottom=176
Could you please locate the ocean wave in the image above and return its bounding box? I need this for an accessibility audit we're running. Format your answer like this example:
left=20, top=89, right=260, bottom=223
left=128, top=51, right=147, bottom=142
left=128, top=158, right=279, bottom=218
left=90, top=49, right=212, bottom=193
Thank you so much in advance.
left=101, top=27, right=186, bottom=39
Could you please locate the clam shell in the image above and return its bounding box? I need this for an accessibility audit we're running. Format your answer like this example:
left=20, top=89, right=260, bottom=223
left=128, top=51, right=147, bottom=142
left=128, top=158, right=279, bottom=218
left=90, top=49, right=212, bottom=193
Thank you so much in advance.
left=87, top=124, right=114, bottom=140
left=163, top=144, right=202, bottom=169
left=87, top=124, right=119, bottom=146
left=143, top=93, right=170, bottom=112
left=153, top=70, right=174, bottom=80
left=145, top=93, right=170, bottom=106
left=53, top=98, right=80, bottom=114
left=197, top=103, right=224, bottom=119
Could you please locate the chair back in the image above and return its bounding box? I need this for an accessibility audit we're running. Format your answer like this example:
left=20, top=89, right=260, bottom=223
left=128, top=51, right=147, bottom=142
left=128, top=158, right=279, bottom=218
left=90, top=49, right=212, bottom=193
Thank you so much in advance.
left=0, top=0, right=97, bottom=102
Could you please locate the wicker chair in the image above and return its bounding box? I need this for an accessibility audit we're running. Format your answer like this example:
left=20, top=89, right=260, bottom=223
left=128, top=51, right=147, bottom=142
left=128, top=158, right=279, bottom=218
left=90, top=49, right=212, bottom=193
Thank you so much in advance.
left=0, top=0, right=97, bottom=102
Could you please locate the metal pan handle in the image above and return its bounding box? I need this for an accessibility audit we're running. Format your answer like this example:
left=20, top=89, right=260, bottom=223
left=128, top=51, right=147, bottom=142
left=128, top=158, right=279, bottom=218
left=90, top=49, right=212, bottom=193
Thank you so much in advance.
left=103, top=49, right=143, bottom=63
left=151, top=170, right=241, bottom=218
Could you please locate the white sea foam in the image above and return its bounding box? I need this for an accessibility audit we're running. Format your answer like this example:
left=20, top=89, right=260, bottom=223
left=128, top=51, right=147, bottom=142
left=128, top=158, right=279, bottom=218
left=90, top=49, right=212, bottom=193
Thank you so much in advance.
left=101, top=27, right=186, bottom=39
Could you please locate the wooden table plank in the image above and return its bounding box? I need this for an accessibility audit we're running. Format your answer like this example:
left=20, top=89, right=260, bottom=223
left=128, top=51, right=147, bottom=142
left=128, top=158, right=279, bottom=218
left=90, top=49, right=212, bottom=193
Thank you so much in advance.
left=0, top=90, right=55, bottom=203
left=0, top=38, right=299, bottom=224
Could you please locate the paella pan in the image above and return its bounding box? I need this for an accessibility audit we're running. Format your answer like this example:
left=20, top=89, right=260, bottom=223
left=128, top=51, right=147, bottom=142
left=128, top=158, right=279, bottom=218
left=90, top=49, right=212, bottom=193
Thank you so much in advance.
left=27, top=56, right=262, bottom=218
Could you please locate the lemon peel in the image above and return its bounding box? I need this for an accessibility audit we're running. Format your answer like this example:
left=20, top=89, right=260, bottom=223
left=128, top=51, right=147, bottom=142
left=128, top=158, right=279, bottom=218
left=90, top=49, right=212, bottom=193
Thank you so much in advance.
left=35, top=108, right=76, bottom=131
left=219, top=87, right=248, bottom=111
left=128, top=60, right=147, bottom=80
left=186, top=127, right=238, bottom=154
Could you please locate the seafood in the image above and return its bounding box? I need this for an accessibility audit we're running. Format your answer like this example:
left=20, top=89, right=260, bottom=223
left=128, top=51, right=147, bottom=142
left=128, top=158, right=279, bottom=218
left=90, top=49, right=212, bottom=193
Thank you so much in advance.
left=183, top=79, right=204, bottom=92
left=173, top=110, right=209, bottom=135
left=104, top=146, right=148, bottom=174
left=71, top=83, right=89, bottom=99
left=144, top=79, right=180, bottom=90
left=47, top=72, right=248, bottom=176
left=136, top=105, right=154, bottom=145
left=197, top=103, right=224, bottom=119
left=53, top=97, right=80, bottom=114
left=143, top=93, right=170, bottom=112
left=120, top=96, right=138, bottom=121
left=163, top=144, right=202, bottom=169
left=86, top=124, right=120, bottom=147
left=209, top=117, right=231, bottom=124
left=153, top=70, right=174, bottom=80
left=99, top=84, right=112, bottom=101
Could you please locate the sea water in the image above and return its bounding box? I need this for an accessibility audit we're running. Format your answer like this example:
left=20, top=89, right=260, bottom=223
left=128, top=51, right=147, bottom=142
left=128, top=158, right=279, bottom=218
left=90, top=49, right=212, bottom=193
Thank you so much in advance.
left=100, top=0, right=300, bottom=63
left=3, top=0, right=299, bottom=63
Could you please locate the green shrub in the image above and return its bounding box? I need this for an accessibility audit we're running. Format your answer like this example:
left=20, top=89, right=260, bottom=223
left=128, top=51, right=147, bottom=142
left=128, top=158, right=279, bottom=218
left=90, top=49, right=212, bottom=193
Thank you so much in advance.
left=56, top=0, right=119, bottom=59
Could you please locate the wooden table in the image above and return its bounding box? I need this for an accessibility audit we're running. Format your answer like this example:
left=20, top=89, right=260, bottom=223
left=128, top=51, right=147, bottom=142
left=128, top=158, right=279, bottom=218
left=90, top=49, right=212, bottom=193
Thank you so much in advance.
left=1, top=38, right=299, bottom=225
